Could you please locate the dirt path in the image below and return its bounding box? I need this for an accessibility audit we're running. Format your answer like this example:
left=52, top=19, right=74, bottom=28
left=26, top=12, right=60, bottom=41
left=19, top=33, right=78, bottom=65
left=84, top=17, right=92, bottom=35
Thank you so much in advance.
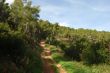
left=40, top=42, right=55, bottom=73
left=40, top=41, right=67, bottom=73
left=56, top=64, right=67, bottom=73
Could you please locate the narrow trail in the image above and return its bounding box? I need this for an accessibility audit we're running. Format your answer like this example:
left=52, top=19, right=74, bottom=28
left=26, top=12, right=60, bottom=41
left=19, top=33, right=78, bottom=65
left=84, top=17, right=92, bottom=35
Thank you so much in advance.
left=40, top=41, right=67, bottom=73
left=56, top=64, right=67, bottom=73
left=40, top=42, right=55, bottom=73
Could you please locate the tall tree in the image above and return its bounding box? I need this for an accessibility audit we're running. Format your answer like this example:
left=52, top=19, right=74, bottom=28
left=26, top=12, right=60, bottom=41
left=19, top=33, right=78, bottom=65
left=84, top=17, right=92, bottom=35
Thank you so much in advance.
left=0, top=0, right=10, bottom=22
left=8, top=0, right=24, bottom=30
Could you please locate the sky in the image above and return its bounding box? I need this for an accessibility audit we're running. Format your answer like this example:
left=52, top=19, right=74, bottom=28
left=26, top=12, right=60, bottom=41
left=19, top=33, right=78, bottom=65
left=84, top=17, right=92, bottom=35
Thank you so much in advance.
left=5, top=0, right=14, bottom=4
left=6, top=0, right=110, bottom=31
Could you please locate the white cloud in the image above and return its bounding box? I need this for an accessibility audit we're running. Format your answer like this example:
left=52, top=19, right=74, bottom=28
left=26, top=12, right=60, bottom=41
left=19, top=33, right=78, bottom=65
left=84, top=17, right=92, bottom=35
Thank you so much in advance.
left=5, top=0, right=14, bottom=4
left=59, top=22, right=69, bottom=27
left=33, top=0, right=110, bottom=31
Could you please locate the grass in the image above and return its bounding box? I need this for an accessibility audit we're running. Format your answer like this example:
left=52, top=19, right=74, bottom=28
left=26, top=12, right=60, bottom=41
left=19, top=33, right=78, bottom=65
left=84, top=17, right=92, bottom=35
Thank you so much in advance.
left=45, top=44, right=60, bottom=73
left=53, top=53, right=110, bottom=73
left=52, top=53, right=65, bottom=63
left=45, top=44, right=52, bottom=49
left=52, top=64, right=59, bottom=73
left=60, top=61, right=110, bottom=73
left=52, top=53, right=110, bottom=73
left=48, top=44, right=110, bottom=73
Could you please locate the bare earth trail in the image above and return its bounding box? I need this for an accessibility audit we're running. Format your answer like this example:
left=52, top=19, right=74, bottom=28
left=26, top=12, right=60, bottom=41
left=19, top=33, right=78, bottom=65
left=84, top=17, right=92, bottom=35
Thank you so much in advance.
left=40, top=41, right=67, bottom=73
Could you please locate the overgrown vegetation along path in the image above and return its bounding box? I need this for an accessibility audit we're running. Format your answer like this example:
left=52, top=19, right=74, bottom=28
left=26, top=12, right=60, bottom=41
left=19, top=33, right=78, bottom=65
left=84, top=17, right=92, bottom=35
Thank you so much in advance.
left=40, top=41, right=67, bottom=73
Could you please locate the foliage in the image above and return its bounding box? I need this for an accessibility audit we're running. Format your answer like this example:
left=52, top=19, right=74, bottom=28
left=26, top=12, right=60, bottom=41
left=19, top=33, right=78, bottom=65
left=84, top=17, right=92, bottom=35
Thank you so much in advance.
left=51, top=46, right=110, bottom=73
left=42, top=22, right=110, bottom=64
left=60, top=61, right=110, bottom=73
left=52, top=64, right=59, bottom=73
left=1, top=0, right=110, bottom=72
left=52, top=53, right=65, bottom=63
left=0, top=0, right=43, bottom=72
left=0, top=0, right=10, bottom=22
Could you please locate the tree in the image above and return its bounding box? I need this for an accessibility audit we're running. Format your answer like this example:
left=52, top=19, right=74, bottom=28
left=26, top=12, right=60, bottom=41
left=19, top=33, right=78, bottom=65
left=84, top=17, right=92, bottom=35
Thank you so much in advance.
left=0, top=0, right=10, bottom=22
left=8, top=0, right=24, bottom=30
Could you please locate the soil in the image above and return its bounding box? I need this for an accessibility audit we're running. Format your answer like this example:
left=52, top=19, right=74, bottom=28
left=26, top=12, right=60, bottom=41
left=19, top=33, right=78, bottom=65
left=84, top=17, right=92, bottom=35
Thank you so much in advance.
left=40, top=41, right=67, bottom=73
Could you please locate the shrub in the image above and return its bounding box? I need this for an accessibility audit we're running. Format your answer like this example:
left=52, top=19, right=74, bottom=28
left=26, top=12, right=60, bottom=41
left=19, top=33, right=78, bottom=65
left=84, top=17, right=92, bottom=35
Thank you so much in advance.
left=64, top=37, right=87, bottom=61
left=82, top=40, right=110, bottom=65
left=0, top=31, right=26, bottom=64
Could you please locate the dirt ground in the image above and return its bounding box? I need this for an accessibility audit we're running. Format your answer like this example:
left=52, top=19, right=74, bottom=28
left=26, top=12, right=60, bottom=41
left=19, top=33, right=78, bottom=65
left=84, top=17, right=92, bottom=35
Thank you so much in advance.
left=40, top=42, right=66, bottom=73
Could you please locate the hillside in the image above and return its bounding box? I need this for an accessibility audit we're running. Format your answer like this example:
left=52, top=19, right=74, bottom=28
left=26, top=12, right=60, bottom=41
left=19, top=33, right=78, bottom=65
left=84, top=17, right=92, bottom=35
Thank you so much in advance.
left=0, top=0, right=110, bottom=73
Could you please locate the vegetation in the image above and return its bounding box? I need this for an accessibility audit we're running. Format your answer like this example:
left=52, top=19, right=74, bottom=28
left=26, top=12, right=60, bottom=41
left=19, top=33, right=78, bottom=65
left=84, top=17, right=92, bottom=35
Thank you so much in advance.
left=49, top=44, right=110, bottom=73
left=39, top=20, right=110, bottom=65
left=60, top=61, right=110, bottom=73
left=52, top=64, right=59, bottom=73
left=0, top=0, right=43, bottom=72
left=1, top=0, right=110, bottom=73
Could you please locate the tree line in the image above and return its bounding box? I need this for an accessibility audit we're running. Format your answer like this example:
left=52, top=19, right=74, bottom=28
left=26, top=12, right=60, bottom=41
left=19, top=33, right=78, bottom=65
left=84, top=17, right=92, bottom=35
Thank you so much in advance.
left=39, top=20, right=110, bottom=65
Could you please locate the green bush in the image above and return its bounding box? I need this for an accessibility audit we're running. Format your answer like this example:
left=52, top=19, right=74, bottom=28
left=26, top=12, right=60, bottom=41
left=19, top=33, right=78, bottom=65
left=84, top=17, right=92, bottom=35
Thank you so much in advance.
left=62, top=34, right=110, bottom=64
left=64, top=37, right=87, bottom=61
left=82, top=40, right=110, bottom=65
left=0, top=31, right=27, bottom=71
